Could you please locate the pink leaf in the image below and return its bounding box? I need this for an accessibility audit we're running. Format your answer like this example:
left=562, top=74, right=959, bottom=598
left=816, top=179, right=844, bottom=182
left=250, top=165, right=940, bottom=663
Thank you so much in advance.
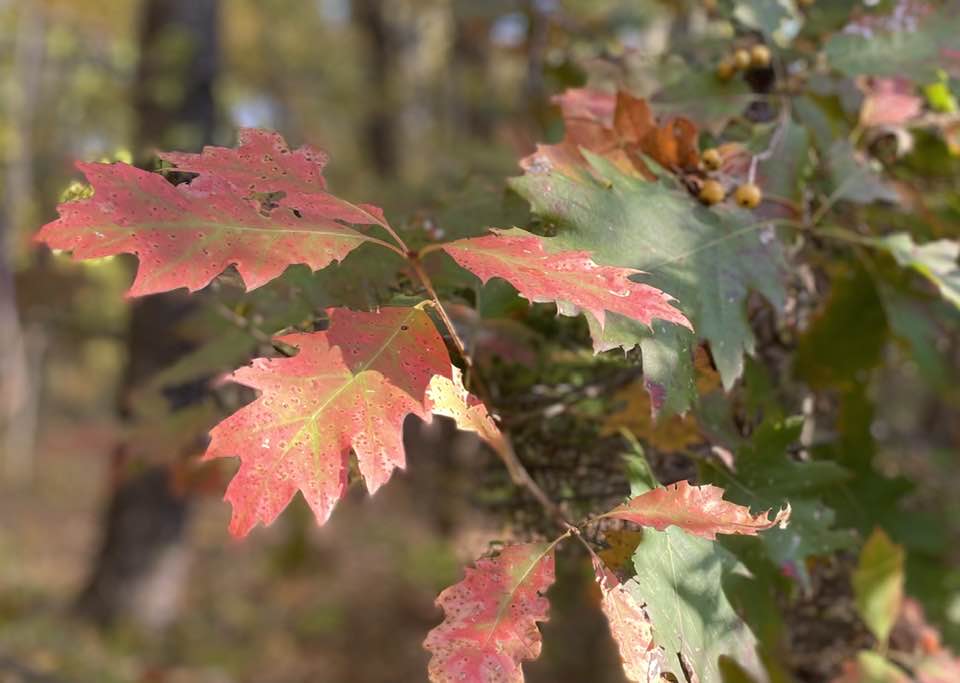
left=860, top=78, right=923, bottom=128
left=205, top=307, right=451, bottom=536
left=36, top=132, right=385, bottom=297
left=159, top=128, right=386, bottom=225
left=440, top=229, right=691, bottom=333
left=424, top=542, right=556, bottom=683
left=604, top=481, right=791, bottom=540
left=592, top=557, right=664, bottom=683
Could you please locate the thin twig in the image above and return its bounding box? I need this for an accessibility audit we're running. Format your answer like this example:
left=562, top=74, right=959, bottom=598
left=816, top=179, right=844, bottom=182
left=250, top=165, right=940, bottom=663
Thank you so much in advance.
left=210, top=301, right=296, bottom=357
left=408, top=251, right=571, bottom=527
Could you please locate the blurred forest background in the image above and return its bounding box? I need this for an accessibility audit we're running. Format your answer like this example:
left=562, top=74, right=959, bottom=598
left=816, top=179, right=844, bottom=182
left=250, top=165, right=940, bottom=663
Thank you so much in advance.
left=0, top=1, right=682, bottom=681
left=1, top=1, right=959, bottom=682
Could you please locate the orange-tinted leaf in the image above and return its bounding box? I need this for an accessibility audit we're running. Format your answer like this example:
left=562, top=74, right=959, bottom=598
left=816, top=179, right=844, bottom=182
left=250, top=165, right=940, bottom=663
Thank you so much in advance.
left=424, top=542, right=556, bottom=683
left=604, top=481, right=790, bottom=540
left=205, top=307, right=450, bottom=536
left=36, top=134, right=384, bottom=297
left=427, top=367, right=507, bottom=458
left=440, top=229, right=691, bottom=335
left=592, top=556, right=664, bottom=683
left=521, top=89, right=699, bottom=178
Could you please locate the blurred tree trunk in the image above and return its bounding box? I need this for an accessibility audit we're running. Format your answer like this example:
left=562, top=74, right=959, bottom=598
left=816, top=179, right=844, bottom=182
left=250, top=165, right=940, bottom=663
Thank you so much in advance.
left=1, top=3, right=45, bottom=486
left=353, top=0, right=398, bottom=177
left=75, top=0, right=220, bottom=629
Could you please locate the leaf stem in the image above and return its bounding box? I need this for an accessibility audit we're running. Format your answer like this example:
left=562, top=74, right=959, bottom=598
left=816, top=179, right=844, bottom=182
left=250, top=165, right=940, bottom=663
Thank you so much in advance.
left=407, top=251, right=572, bottom=527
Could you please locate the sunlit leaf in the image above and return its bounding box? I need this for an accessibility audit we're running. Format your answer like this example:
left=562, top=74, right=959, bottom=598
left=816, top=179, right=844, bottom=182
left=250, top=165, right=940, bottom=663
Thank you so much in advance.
left=423, top=542, right=556, bottom=683
left=205, top=307, right=451, bottom=536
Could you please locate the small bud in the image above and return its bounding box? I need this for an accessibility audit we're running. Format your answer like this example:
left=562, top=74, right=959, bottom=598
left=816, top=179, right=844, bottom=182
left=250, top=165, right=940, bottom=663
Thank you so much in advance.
left=734, top=183, right=762, bottom=209
left=699, top=180, right=726, bottom=206
left=701, top=148, right=722, bottom=172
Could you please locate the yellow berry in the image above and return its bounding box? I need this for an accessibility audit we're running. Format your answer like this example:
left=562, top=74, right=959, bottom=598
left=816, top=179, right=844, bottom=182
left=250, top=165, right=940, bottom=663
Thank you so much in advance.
left=732, top=48, right=751, bottom=71
left=798, top=0, right=814, bottom=7
left=703, top=0, right=718, bottom=10
left=701, top=148, right=722, bottom=171
left=699, top=180, right=726, bottom=206
left=750, top=44, right=771, bottom=69
left=734, top=183, right=762, bottom=209
left=716, top=58, right=736, bottom=81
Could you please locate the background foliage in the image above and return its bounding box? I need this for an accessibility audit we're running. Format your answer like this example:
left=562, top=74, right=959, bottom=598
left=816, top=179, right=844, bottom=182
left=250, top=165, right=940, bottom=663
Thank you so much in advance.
left=2, top=1, right=960, bottom=682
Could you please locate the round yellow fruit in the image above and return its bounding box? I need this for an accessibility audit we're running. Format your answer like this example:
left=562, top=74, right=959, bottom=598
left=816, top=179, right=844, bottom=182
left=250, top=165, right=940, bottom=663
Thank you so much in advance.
left=701, top=148, right=722, bottom=171
left=734, top=183, right=762, bottom=208
left=750, top=44, right=771, bottom=69
left=699, top=180, right=726, bottom=206
left=716, top=58, right=736, bottom=81
left=732, top=48, right=751, bottom=71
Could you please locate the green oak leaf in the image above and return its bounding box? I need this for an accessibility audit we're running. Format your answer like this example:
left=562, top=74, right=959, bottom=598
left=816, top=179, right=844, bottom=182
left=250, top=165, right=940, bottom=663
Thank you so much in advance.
left=825, top=8, right=960, bottom=82
left=701, top=418, right=856, bottom=574
left=827, top=140, right=899, bottom=205
left=510, top=152, right=787, bottom=413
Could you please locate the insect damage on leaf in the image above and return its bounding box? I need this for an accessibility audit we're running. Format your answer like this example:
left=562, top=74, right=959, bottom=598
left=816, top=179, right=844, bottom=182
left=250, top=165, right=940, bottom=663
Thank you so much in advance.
left=204, top=306, right=451, bottom=536
left=35, top=130, right=388, bottom=297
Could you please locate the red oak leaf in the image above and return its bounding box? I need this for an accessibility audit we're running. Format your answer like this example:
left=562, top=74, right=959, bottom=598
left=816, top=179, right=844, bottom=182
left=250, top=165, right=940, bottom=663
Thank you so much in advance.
left=205, top=307, right=451, bottom=536
left=440, top=228, right=691, bottom=334
left=424, top=542, right=556, bottom=683
left=159, top=128, right=386, bottom=225
left=591, top=556, right=664, bottom=683
left=603, top=481, right=790, bottom=540
left=36, top=139, right=386, bottom=297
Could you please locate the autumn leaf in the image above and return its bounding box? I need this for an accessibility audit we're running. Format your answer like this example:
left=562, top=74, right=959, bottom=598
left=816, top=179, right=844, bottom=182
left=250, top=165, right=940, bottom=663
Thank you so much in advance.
left=36, top=135, right=388, bottom=297
left=423, top=542, right=555, bottom=683
left=602, top=480, right=790, bottom=541
left=591, top=556, right=664, bottom=683
left=427, top=367, right=507, bottom=459
left=522, top=89, right=700, bottom=179
left=440, top=228, right=691, bottom=337
left=158, top=128, right=387, bottom=225
left=860, top=78, right=924, bottom=129
left=204, top=307, right=451, bottom=536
